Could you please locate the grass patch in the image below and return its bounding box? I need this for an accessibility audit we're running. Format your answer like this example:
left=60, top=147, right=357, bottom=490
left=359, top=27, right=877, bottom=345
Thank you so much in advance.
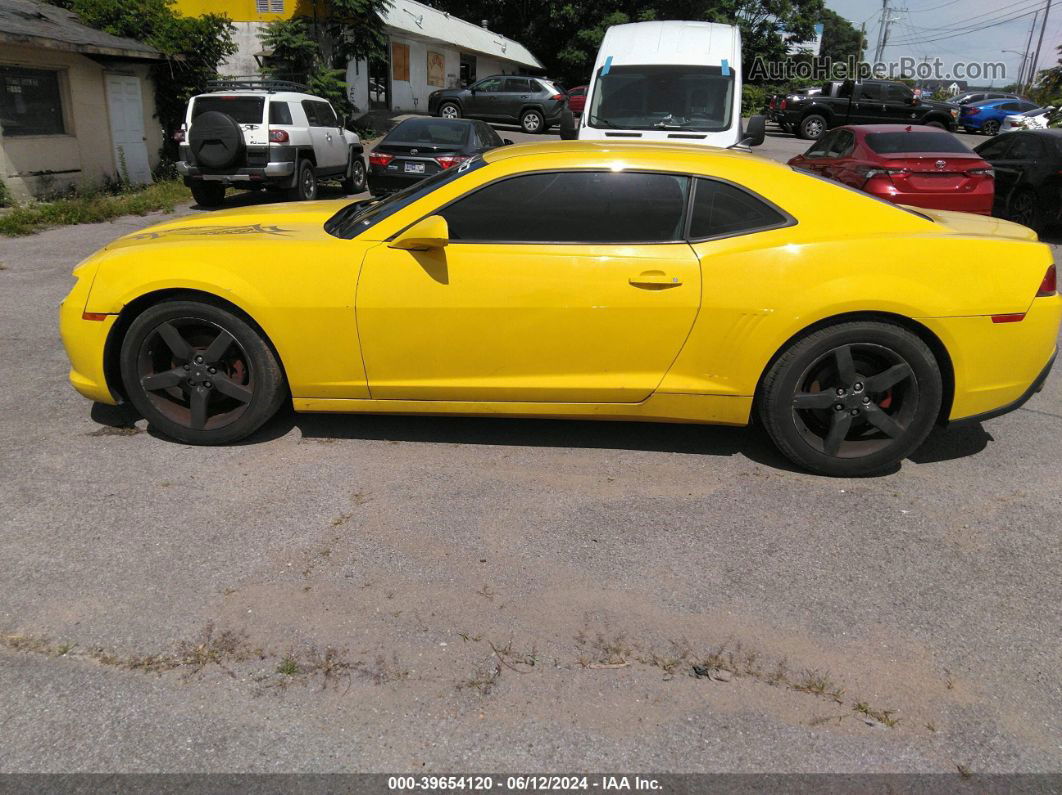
left=0, top=180, right=191, bottom=237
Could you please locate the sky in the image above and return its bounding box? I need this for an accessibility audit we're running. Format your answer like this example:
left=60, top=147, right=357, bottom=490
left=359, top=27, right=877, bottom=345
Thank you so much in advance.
left=826, top=0, right=1062, bottom=86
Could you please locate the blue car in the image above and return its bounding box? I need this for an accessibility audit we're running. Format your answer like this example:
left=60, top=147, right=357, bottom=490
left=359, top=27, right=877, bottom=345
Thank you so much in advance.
left=960, top=98, right=1040, bottom=135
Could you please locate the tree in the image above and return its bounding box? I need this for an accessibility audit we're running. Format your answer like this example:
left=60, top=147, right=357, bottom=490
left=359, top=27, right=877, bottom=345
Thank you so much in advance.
left=430, top=0, right=827, bottom=87
left=818, top=8, right=863, bottom=64
left=48, top=0, right=236, bottom=163
left=259, top=0, right=391, bottom=116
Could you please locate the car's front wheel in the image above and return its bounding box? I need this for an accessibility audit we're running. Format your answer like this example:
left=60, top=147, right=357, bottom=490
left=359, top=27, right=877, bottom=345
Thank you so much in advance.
left=758, top=321, right=942, bottom=476
left=342, top=152, right=367, bottom=194
left=190, top=182, right=226, bottom=208
left=120, top=300, right=287, bottom=445
left=521, top=109, right=545, bottom=133
left=982, top=120, right=1000, bottom=136
left=439, top=102, right=461, bottom=119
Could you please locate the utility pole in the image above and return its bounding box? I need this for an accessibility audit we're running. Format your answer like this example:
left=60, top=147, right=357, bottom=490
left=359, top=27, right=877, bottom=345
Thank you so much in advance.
left=1019, top=11, right=1039, bottom=88
left=873, top=0, right=889, bottom=64
left=1029, top=0, right=1053, bottom=92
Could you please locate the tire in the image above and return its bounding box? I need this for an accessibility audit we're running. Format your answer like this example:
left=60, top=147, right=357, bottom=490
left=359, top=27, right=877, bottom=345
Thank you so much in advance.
left=924, top=120, right=946, bottom=129
left=982, top=120, right=1000, bottom=136
left=778, top=121, right=791, bottom=133
left=798, top=114, right=827, bottom=140
left=758, top=321, right=942, bottom=477
left=119, top=300, right=287, bottom=445
left=287, top=159, right=317, bottom=202
left=439, top=102, right=461, bottom=119
left=520, top=108, right=545, bottom=134
left=190, top=182, right=226, bottom=208
left=1007, top=188, right=1043, bottom=232
left=341, top=152, right=367, bottom=194
left=188, top=111, right=244, bottom=169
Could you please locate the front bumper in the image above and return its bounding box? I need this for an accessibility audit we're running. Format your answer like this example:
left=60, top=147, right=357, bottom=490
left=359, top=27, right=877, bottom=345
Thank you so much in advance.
left=59, top=272, right=118, bottom=405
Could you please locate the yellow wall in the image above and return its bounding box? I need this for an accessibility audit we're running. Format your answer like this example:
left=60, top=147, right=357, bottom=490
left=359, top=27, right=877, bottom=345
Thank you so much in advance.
left=171, top=0, right=312, bottom=22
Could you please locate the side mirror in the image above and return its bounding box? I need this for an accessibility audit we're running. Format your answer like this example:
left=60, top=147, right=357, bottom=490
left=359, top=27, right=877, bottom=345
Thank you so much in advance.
left=907, top=96, right=920, bottom=105
left=738, top=114, right=766, bottom=147
left=502, top=138, right=514, bottom=145
left=559, top=108, right=577, bottom=140
left=389, top=215, right=449, bottom=251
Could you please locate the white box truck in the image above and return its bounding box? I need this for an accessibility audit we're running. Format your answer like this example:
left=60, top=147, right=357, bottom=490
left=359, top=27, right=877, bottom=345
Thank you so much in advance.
left=561, top=20, right=765, bottom=148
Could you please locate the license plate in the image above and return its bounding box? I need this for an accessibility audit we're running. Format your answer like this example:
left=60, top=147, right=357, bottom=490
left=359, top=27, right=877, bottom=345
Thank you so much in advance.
left=404, top=161, right=425, bottom=174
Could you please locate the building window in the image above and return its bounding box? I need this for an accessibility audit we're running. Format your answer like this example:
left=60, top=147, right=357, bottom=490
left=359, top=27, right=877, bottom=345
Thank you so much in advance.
left=427, top=51, right=445, bottom=87
left=0, top=66, right=65, bottom=136
left=256, top=0, right=284, bottom=12
left=392, top=42, right=410, bottom=82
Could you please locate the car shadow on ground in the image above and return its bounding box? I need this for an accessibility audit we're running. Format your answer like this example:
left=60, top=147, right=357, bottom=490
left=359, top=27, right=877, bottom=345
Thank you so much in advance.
left=189, top=183, right=366, bottom=212
left=91, top=401, right=995, bottom=476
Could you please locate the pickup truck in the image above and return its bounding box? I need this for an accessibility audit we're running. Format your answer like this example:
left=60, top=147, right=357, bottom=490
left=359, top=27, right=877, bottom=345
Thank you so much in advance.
left=776, top=79, right=960, bottom=140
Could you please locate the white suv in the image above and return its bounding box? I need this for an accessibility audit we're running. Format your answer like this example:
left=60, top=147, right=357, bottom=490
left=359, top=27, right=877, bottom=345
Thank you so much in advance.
left=176, top=79, right=366, bottom=207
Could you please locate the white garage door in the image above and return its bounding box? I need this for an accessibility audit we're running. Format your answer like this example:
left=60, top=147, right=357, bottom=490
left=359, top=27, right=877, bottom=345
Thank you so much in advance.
left=105, top=74, right=152, bottom=185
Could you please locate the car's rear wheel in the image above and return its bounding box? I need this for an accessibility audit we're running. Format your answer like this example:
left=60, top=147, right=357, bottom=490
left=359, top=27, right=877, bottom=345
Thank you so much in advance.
left=982, top=120, right=1000, bottom=136
left=758, top=321, right=942, bottom=476
left=799, top=114, right=827, bottom=140
left=521, top=109, right=545, bottom=133
left=190, top=182, right=226, bottom=208
left=1008, top=188, right=1043, bottom=231
left=439, top=102, right=461, bottom=119
left=341, top=152, right=366, bottom=194
left=924, top=120, right=946, bottom=129
left=288, top=159, right=317, bottom=201
left=120, top=300, right=286, bottom=445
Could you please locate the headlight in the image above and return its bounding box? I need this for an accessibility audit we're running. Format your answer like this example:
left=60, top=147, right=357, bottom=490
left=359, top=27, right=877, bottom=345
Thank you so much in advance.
left=950, top=109, right=959, bottom=118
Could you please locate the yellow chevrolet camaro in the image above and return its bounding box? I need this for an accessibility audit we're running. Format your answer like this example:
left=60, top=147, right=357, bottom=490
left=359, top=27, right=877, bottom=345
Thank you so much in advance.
left=60, top=141, right=1059, bottom=475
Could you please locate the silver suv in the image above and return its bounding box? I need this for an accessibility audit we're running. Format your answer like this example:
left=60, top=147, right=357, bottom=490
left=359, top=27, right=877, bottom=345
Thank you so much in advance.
left=176, top=79, right=366, bottom=207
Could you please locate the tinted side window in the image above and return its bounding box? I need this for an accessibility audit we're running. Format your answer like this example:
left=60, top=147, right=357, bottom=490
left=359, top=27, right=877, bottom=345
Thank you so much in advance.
left=1008, top=135, right=1045, bottom=160
left=689, top=178, right=788, bottom=240
left=859, top=83, right=882, bottom=100
left=885, top=84, right=911, bottom=101
left=269, top=101, right=292, bottom=124
left=975, top=136, right=1013, bottom=159
left=504, top=78, right=531, bottom=92
left=438, top=171, right=690, bottom=243
left=999, top=102, right=1020, bottom=111
left=829, top=131, right=854, bottom=157
left=805, top=131, right=835, bottom=158
left=301, top=100, right=319, bottom=125
left=314, top=101, right=338, bottom=126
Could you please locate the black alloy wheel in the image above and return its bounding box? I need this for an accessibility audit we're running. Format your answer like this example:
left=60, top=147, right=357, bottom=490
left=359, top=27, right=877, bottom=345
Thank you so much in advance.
left=759, top=322, right=942, bottom=476
left=120, top=301, right=286, bottom=444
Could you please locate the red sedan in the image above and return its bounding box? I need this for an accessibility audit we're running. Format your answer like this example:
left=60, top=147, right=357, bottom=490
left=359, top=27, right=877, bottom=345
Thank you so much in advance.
left=566, top=85, right=587, bottom=114
left=787, top=124, right=994, bottom=215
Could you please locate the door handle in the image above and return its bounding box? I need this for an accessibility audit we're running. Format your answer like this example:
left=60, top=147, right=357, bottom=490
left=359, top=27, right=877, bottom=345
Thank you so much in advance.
left=629, top=271, right=682, bottom=288
left=326, top=133, right=333, bottom=141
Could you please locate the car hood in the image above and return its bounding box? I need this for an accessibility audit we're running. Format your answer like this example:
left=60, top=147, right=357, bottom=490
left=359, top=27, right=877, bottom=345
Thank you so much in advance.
left=104, top=199, right=350, bottom=251
left=910, top=206, right=1039, bottom=240
left=920, top=98, right=960, bottom=111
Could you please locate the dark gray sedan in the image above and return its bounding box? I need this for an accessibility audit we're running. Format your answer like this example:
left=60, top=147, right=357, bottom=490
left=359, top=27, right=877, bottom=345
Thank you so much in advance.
left=427, top=75, right=566, bottom=134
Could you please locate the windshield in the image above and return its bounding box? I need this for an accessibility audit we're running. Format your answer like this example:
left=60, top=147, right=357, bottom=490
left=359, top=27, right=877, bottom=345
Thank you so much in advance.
left=587, top=65, right=733, bottom=132
left=865, top=132, right=972, bottom=154
left=325, top=156, right=487, bottom=239
left=192, top=96, right=264, bottom=124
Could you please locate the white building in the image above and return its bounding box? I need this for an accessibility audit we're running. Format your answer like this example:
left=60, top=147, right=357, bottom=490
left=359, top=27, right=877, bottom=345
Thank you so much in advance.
left=347, top=0, right=543, bottom=114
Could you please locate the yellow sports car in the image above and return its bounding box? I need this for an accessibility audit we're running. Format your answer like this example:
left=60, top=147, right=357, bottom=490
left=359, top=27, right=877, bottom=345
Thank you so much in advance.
left=60, top=141, right=1059, bottom=476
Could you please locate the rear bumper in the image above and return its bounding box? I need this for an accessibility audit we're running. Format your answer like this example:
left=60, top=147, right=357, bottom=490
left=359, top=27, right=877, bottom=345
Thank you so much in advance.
left=870, top=186, right=994, bottom=215
left=367, top=171, right=425, bottom=196
left=951, top=350, right=1056, bottom=425
left=921, top=296, right=1062, bottom=422
left=177, top=161, right=296, bottom=183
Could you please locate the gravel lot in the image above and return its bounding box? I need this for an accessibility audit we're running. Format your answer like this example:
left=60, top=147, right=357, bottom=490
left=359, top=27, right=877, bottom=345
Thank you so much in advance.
left=1, top=126, right=1060, bottom=774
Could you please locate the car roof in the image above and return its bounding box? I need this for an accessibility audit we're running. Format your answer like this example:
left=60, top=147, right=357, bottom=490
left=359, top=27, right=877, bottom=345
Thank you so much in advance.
left=835, top=124, right=957, bottom=135
left=193, top=91, right=323, bottom=102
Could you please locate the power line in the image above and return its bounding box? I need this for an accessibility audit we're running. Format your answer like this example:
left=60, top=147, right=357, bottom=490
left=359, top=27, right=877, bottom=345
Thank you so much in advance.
left=893, top=0, right=1041, bottom=34
left=888, top=2, right=1047, bottom=45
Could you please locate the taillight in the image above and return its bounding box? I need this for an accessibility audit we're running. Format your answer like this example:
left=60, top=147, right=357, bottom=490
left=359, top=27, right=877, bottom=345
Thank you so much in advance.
left=1036, top=264, right=1057, bottom=297
left=961, top=106, right=978, bottom=116
left=369, top=152, right=394, bottom=167
left=435, top=154, right=468, bottom=169
left=967, top=167, right=994, bottom=178
left=769, top=98, right=776, bottom=109
left=861, top=166, right=908, bottom=182
left=550, top=93, right=564, bottom=101
left=268, top=129, right=289, bottom=143
left=780, top=99, right=787, bottom=110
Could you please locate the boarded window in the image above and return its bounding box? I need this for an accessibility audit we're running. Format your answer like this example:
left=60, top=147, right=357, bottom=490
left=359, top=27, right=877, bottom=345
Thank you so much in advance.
left=427, top=51, right=445, bottom=87
left=0, top=66, right=64, bottom=136
left=392, top=42, right=410, bottom=82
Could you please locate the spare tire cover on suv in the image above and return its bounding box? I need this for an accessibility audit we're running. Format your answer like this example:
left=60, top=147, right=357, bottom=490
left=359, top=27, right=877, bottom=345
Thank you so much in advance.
left=189, top=111, right=245, bottom=169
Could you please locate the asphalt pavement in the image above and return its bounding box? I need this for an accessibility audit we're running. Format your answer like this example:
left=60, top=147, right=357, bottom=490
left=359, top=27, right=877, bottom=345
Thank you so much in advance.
left=0, top=126, right=1060, bottom=775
